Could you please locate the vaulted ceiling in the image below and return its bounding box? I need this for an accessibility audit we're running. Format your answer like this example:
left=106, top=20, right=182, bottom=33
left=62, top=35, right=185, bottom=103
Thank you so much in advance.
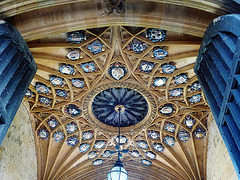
left=1, top=0, right=239, bottom=180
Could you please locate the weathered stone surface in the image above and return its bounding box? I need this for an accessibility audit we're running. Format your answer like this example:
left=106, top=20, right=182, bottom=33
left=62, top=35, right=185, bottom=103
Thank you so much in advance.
left=207, top=116, right=238, bottom=180
left=0, top=101, right=37, bottom=180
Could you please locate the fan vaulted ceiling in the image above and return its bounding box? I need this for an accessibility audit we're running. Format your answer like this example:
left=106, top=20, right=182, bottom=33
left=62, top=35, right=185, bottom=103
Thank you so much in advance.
left=2, top=0, right=239, bottom=180
left=26, top=26, right=209, bottom=180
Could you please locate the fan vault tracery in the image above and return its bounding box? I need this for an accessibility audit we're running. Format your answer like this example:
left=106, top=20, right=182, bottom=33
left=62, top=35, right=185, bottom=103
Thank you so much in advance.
left=25, top=26, right=210, bottom=180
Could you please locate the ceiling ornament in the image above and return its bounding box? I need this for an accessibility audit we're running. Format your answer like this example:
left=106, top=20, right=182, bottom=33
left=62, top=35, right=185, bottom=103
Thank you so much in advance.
left=128, top=39, right=147, bottom=54
left=92, top=87, right=148, bottom=127
left=79, top=143, right=90, bottom=153
left=146, top=29, right=166, bottom=42
left=178, top=131, right=190, bottom=142
left=59, top=65, right=75, bottom=75
left=56, top=89, right=68, bottom=98
left=108, top=62, right=127, bottom=80
left=194, top=128, right=206, bottom=139
left=36, top=84, right=50, bottom=94
left=190, top=81, right=201, bottom=92
left=139, top=62, right=155, bottom=73
left=141, top=159, right=152, bottom=166
left=48, top=116, right=58, bottom=129
left=88, top=151, right=98, bottom=159
left=53, top=132, right=64, bottom=142
left=153, top=49, right=168, bottom=60
left=152, top=143, right=164, bottom=152
left=67, top=31, right=86, bottom=44
left=66, top=122, right=78, bottom=134
left=83, top=82, right=157, bottom=134
left=38, top=96, right=51, bottom=106
left=161, top=64, right=176, bottom=74
left=153, top=77, right=167, bottom=87
left=184, top=115, right=195, bottom=128
left=190, top=94, right=202, bottom=103
left=49, top=76, right=64, bottom=87
left=71, top=79, right=84, bottom=88
left=64, top=104, right=81, bottom=117
left=81, top=62, right=95, bottom=73
left=148, top=130, right=159, bottom=139
left=175, top=74, right=188, bottom=84
left=103, top=0, right=125, bottom=16
left=88, top=41, right=103, bottom=54
left=25, top=89, right=33, bottom=98
left=67, top=50, right=80, bottom=61
left=164, top=136, right=175, bottom=146
left=67, top=137, right=78, bottom=147
left=38, top=129, right=49, bottom=140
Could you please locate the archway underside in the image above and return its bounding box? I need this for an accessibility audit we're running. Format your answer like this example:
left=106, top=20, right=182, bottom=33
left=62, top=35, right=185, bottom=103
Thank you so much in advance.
left=25, top=25, right=210, bottom=180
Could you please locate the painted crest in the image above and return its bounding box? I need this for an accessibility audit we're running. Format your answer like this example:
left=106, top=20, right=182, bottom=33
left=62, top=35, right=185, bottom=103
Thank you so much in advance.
left=50, top=76, right=63, bottom=86
left=165, top=122, right=175, bottom=132
left=190, top=82, right=201, bottom=91
left=109, top=62, right=126, bottom=80
left=175, top=74, right=188, bottom=84
left=137, top=141, right=148, bottom=149
left=154, top=77, right=167, bottom=87
left=65, top=104, right=81, bottom=117
left=162, top=64, right=176, bottom=74
left=56, top=89, right=67, bottom=98
left=36, top=84, right=50, bottom=94
left=88, top=151, right=98, bottom=159
left=94, top=141, right=106, bottom=149
left=88, top=42, right=102, bottom=54
left=71, top=79, right=84, bottom=88
left=53, top=132, right=64, bottom=142
left=189, top=94, right=202, bottom=103
left=81, top=62, right=95, bottom=73
left=153, top=143, right=164, bottom=152
left=145, top=151, right=156, bottom=159
left=131, top=150, right=141, bottom=158
left=184, top=115, right=195, bottom=128
left=39, top=96, right=51, bottom=106
left=194, top=128, right=206, bottom=139
left=114, top=135, right=128, bottom=145
left=79, top=143, right=90, bottom=153
left=178, top=131, right=190, bottom=142
left=164, top=136, right=175, bottom=146
left=67, top=137, right=78, bottom=147
left=141, top=159, right=152, bottom=166
left=39, top=129, right=48, bottom=139
left=148, top=130, right=159, bottom=139
left=159, top=104, right=174, bottom=116
left=93, top=159, right=103, bottom=166
left=170, top=88, right=183, bottom=97
left=67, top=51, right=80, bottom=61
left=66, top=122, right=77, bottom=134
left=83, top=131, right=93, bottom=140
left=67, top=31, right=86, bottom=44
left=130, top=40, right=147, bottom=53
left=59, top=65, right=74, bottom=75
left=153, top=49, right=168, bottom=59
left=25, top=89, right=32, bottom=98
left=140, top=62, right=154, bottom=73
left=146, top=29, right=166, bottom=42
left=102, top=150, right=111, bottom=158
left=48, top=116, right=58, bottom=129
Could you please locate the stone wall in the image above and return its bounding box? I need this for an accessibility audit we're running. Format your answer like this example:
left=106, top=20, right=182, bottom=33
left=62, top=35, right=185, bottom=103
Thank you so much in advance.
left=0, top=101, right=37, bottom=180
left=207, top=115, right=238, bottom=180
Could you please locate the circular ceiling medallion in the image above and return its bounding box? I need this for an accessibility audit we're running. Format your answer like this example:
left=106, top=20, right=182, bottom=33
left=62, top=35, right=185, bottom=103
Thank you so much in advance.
left=92, top=87, right=148, bottom=127
left=83, top=82, right=157, bottom=134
